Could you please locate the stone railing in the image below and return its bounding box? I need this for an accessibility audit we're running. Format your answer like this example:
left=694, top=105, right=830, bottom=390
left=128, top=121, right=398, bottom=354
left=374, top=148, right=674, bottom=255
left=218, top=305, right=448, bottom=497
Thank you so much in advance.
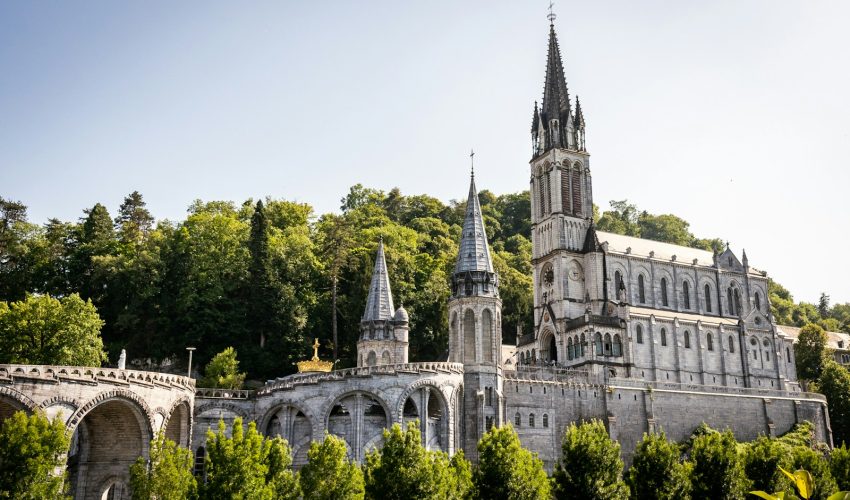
left=194, top=388, right=253, bottom=399
left=258, top=362, right=464, bottom=395
left=608, top=377, right=827, bottom=402
left=504, top=365, right=590, bottom=383
left=0, top=364, right=195, bottom=390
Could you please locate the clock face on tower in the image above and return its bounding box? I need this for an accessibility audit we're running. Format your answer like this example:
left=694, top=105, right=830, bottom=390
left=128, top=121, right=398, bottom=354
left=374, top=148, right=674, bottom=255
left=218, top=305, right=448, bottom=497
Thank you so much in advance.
left=542, top=263, right=554, bottom=287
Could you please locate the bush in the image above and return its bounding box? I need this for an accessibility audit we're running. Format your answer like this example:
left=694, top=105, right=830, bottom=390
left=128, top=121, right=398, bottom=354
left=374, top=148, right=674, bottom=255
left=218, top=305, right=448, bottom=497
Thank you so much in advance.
left=743, top=436, right=792, bottom=494
left=689, top=428, right=748, bottom=500
left=299, top=434, right=364, bottom=500
left=129, top=433, right=197, bottom=500
left=790, top=446, right=838, bottom=500
left=474, top=424, right=550, bottom=500
left=627, top=431, right=690, bottom=500
left=832, top=444, right=850, bottom=492
left=200, top=347, right=246, bottom=389
left=553, top=420, right=628, bottom=500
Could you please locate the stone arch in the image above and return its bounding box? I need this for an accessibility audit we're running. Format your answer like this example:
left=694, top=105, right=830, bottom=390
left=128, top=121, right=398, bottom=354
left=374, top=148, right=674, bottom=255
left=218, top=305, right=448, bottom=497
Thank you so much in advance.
left=194, top=401, right=250, bottom=420
left=261, top=402, right=314, bottom=466
left=325, top=390, right=392, bottom=462
left=539, top=329, right=556, bottom=363
left=395, top=380, right=453, bottom=453
left=66, top=391, right=154, bottom=500
left=163, top=397, right=192, bottom=447
left=463, top=308, right=476, bottom=364
left=0, top=386, right=38, bottom=422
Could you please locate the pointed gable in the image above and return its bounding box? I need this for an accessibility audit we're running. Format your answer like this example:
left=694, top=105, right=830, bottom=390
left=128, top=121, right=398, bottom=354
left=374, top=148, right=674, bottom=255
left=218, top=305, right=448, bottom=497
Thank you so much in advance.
left=362, top=240, right=395, bottom=322
left=455, top=174, right=493, bottom=274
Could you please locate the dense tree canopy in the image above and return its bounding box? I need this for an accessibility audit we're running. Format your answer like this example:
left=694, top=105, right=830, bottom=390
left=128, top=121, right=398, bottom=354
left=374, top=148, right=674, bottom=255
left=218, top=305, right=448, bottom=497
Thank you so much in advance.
left=553, top=420, right=628, bottom=499
left=627, top=431, right=690, bottom=500
left=0, top=410, right=70, bottom=499
left=129, top=433, right=197, bottom=500
left=474, top=424, right=550, bottom=500
left=795, top=324, right=831, bottom=382
left=0, top=293, right=106, bottom=366
left=299, top=434, right=364, bottom=500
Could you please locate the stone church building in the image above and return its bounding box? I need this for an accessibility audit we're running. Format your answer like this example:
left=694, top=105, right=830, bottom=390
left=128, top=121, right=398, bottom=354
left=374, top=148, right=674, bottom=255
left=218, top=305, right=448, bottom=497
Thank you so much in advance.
left=0, top=19, right=832, bottom=499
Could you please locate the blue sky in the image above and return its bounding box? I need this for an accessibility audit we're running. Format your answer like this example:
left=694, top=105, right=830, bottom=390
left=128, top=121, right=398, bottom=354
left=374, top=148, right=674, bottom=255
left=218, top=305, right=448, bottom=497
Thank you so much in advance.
left=1, top=1, right=848, bottom=305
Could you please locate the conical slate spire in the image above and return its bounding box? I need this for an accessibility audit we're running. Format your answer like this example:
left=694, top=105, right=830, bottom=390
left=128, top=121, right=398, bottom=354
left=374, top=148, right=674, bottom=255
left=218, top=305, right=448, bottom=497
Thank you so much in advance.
left=455, top=174, right=493, bottom=274
left=362, top=240, right=395, bottom=321
left=541, top=23, right=571, bottom=124
left=574, top=96, right=585, bottom=128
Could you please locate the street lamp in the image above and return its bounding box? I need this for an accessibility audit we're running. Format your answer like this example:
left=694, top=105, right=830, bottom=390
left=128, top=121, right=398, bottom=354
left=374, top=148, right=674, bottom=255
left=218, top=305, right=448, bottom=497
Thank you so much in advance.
left=186, top=347, right=196, bottom=378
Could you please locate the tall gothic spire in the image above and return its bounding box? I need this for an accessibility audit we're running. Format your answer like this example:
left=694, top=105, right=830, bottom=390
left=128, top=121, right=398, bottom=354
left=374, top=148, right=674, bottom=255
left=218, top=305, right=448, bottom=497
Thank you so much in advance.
left=455, top=173, right=493, bottom=274
left=541, top=23, right=571, bottom=124
left=362, top=239, right=395, bottom=321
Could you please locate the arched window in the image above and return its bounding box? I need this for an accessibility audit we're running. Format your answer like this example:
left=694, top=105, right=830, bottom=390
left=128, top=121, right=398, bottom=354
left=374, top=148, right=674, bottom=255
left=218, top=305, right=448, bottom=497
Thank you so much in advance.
left=580, top=334, right=586, bottom=356
left=705, top=284, right=713, bottom=312
left=567, top=337, right=574, bottom=360
left=538, top=172, right=547, bottom=216
left=595, top=333, right=603, bottom=355
left=707, top=333, right=714, bottom=351
left=728, top=288, right=735, bottom=316
left=684, top=331, right=691, bottom=349
left=638, top=275, right=646, bottom=303
left=604, top=333, right=612, bottom=356
left=532, top=349, right=537, bottom=363
left=734, top=289, right=742, bottom=316
left=729, top=336, right=735, bottom=353
left=613, top=334, right=622, bottom=356
left=574, top=335, right=581, bottom=358
left=661, top=328, right=668, bottom=347
left=572, top=168, right=583, bottom=216
left=463, top=309, right=476, bottom=364
left=683, top=281, right=691, bottom=309
left=614, top=271, right=624, bottom=300
left=529, top=413, right=536, bottom=427
left=515, top=412, right=521, bottom=426
left=636, top=324, right=643, bottom=344
left=755, top=292, right=762, bottom=312
left=543, top=414, right=549, bottom=428
left=661, top=278, right=669, bottom=307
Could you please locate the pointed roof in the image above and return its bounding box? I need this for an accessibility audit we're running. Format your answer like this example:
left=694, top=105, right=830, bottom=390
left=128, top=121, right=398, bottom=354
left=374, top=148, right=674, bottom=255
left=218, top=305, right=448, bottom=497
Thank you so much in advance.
left=455, top=173, right=493, bottom=274
left=362, top=240, right=395, bottom=322
left=531, top=101, right=540, bottom=134
left=541, top=23, right=571, bottom=123
left=574, top=96, right=585, bottom=128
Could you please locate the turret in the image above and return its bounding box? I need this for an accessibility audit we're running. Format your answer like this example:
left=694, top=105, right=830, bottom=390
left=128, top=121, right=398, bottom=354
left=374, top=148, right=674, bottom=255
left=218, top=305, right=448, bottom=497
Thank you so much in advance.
left=357, top=239, right=409, bottom=366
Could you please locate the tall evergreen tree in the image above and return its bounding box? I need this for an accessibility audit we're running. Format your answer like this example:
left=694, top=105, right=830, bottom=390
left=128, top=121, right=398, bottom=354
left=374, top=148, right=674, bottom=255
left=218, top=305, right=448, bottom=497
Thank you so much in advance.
left=553, top=420, right=628, bottom=500
left=795, top=324, right=831, bottom=381
left=474, top=424, right=550, bottom=500
left=115, top=191, right=154, bottom=245
left=819, top=362, right=850, bottom=447
left=627, top=431, right=690, bottom=500
left=248, top=199, right=277, bottom=349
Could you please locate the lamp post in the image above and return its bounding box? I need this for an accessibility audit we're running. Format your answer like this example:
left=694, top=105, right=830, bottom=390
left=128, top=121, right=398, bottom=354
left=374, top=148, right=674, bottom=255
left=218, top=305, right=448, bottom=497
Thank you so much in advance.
left=186, top=347, right=196, bottom=378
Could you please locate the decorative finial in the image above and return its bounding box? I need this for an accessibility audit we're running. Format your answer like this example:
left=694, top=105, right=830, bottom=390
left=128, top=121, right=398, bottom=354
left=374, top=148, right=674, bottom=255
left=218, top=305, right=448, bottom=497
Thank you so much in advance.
left=470, top=149, right=475, bottom=177
left=547, top=1, right=557, bottom=25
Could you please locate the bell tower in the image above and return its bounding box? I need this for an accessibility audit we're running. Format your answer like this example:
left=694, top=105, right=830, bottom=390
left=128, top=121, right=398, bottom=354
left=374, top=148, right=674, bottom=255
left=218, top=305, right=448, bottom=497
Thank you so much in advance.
left=529, top=18, right=601, bottom=342
left=448, top=164, right=502, bottom=461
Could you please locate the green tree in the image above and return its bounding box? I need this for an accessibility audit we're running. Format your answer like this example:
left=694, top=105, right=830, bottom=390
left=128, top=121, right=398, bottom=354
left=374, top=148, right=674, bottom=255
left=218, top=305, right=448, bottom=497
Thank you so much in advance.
left=200, top=347, right=246, bottom=389
left=115, top=191, right=154, bottom=245
left=638, top=212, right=695, bottom=246
left=0, top=293, right=106, bottom=366
left=129, top=432, right=197, bottom=500
left=474, top=424, right=550, bottom=500
left=796, top=324, right=831, bottom=381
left=743, top=436, right=792, bottom=494
left=832, top=444, right=850, bottom=492
left=819, top=362, right=850, bottom=447
left=0, top=410, right=70, bottom=499
left=790, top=447, right=838, bottom=500
left=363, top=421, right=468, bottom=500
left=553, top=420, right=628, bottom=500
left=299, top=434, right=364, bottom=500
left=316, top=214, right=355, bottom=361
left=247, top=200, right=278, bottom=349
left=627, top=431, right=690, bottom=500
left=202, top=417, right=299, bottom=500
left=689, top=428, right=747, bottom=500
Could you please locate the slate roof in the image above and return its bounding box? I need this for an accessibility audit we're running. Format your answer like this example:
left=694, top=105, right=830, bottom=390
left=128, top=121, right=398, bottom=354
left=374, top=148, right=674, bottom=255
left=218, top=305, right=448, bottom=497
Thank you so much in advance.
left=455, top=174, right=493, bottom=274
left=362, top=240, right=395, bottom=322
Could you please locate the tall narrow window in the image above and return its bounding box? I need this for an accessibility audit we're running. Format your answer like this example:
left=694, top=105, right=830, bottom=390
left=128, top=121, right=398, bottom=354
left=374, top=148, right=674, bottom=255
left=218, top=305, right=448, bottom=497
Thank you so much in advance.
left=684, top=331, right=691, bottom=349
left=529, top=413, right=536, bottom=427
left=572, top=168, right=583, bottom=216
left=661, top=278, right=669, bottom=306
left=755, top=292, right=762, bottom=312
left=544, top=172, right=551, bottom=215
left=580, top=333, right=586, bottom=356
left=727, top=288, right=735, bottom=315
left=707, top=333, right=714, bottom=351
left=638, top=275, right=646, bottom=303
left=734, top=289, right=742, bottom=316
left=615, top=271, right=623, bottom=300
left=575, top=335, right=581, bottom=357
left=543, top=414, right=549, bottom=428
left=538, top=173, right=546, bottom=216
left=661, top=328, right=668, bottom=347
left=561, top=167, right=571, bottom=214
left=729, top=336, right=735, bottom=353
left=683, top=281, right=691, bottom=309
left=636, top=325, right=643, bottom=344
left=604, top=333, right=612, bottom=356
left=705, top=284, right=712, bottom=312
left=613, top=334, right=622, bottom=356
left=567, top=337, right=574, bottom=360
left=515, top=412, right=521, bottom=426
left=595, top=333, right=603, bottom=355
left=786, top=347, right=791, bottom=362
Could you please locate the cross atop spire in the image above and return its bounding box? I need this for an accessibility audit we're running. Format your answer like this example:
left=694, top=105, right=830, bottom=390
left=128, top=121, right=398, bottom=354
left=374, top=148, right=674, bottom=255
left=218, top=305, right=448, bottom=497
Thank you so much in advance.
left=362, top=239, right=395, bottom=322
left=470, top=149, right=475, bottom=177
left=547, top=1, right=557, bottom=25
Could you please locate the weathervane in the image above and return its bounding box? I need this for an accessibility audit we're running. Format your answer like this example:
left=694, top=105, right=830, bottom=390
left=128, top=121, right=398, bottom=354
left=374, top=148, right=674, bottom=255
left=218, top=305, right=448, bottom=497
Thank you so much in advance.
left=547, top=1, right=557, bottom=24
left=470, top=149, right=475, bottom=177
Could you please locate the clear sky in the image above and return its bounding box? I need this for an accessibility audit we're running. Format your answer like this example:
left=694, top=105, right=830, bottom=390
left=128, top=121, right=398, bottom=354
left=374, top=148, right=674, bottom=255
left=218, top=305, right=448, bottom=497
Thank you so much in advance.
left=1, top=1, right=848, bottom=305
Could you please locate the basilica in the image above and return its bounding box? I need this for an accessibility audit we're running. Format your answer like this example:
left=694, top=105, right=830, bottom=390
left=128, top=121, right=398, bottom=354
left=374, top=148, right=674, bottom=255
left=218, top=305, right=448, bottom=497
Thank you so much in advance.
left=0, top=18, right=832, bottom=499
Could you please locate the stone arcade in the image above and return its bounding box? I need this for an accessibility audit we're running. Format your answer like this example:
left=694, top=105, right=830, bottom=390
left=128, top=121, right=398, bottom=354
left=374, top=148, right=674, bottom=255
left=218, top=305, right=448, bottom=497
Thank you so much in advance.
left=0, top=18, right=832, bottom=499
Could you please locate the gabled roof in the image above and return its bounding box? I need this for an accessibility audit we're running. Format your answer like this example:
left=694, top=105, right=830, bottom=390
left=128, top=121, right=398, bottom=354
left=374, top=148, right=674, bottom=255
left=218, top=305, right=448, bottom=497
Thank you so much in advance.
left=597, top=231, right=715, bottom=266
left=455, top=174, right=493, bottom=274
left=362, top=240, right=395, bottom=322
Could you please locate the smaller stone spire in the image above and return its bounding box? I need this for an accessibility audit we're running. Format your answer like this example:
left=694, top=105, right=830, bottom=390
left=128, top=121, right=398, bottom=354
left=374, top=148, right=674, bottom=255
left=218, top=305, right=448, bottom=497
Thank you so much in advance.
left=742, top=249, right=749, bottom=268
left=455, top=173, right=493, bottom=274
left=362, top=239, right=395, bottom=322
left=574, top=96, right=585, bottom=128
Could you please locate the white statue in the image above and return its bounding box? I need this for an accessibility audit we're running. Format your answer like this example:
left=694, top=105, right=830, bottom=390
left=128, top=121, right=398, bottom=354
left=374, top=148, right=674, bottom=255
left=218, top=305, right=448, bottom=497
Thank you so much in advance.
left=118, top=349, right=126, bottom=370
